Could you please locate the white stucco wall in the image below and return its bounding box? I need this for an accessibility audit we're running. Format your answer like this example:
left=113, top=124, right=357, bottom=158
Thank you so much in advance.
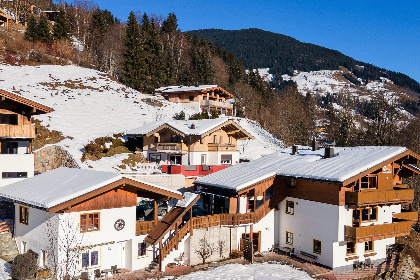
left=14, top=205, right=140, bottom=275
left=235, top=209, right=276, bottom=253
left=14, top=205, right=55, bottom=257
left=278, top=197, right=339, bottom=269
left=0, top=154, right=34, bottom=186
left=333, top=204, right=402, bottom=269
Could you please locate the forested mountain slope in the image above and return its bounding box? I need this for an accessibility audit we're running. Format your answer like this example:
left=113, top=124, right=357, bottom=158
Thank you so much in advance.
left=191, top=28, right=420, bottom=94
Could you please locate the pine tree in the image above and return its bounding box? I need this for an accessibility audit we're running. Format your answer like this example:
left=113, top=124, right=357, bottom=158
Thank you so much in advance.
left=121, top=11, right=143, bottom=90
left=36, top=14, right=52, bottom=43
left=25, top=14, right=38, bottom=41
left=161, top=13, right=178, bottom=33
left=53, top=8, right=71, bottom=41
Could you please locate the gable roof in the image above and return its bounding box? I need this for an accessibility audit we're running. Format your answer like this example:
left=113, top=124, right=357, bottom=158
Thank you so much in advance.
left=156, top=85, right=234, bottom=98
left=127, top=118, right=254, bottom=140
left=0, top=89, right=54, bottom=114
left=195, top=146, right=418, bottom=192
left=0, top=167, right=182, bottom=212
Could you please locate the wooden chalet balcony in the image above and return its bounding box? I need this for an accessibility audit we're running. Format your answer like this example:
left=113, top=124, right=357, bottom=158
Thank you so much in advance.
left=156, top=143, right=183, bottom=151
left=393, top=211, right=419, bottom=224
left=345, top=188, right=414, bottom=207
left=0, top=125, right=35, bottom=138
left=136, top=220, right=159, bottom=235
left=207, top=143, right=237, bottom=152
left=344, top=221, right=412, bottom=243
left=200, top=100, right=233, bottom=110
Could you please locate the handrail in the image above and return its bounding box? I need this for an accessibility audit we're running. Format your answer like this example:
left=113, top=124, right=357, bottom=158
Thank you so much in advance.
left=161, top=222, right=190, bottom=259
left=0, top=219, right=12, bottom=233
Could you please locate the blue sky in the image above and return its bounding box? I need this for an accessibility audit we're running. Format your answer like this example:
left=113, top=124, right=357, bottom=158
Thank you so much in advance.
left=83, top=0, right=420, bottom=83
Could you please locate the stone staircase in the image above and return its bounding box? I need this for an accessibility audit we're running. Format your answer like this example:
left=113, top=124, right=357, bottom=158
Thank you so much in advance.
left=0, top=232, right=18, bottom=262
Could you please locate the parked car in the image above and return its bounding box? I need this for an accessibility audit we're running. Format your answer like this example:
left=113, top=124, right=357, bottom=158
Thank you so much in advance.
left=136, top=200, right=168, bottom=220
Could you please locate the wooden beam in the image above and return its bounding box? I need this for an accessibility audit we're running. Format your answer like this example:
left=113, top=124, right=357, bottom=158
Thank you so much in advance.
left=154, top=200, right=158, bottom=221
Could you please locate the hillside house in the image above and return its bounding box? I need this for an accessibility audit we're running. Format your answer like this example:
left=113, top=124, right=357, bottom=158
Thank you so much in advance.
left=0, top=8, right=12, bottom=30
left=156, top=85, right=235, bottom=116
left=127, top=118, right=253, bottom=175
left=191, top=145, right=420, bottom=271
left=0, top=89, right=53, bottom=186
left=0, top=167, right=182, bottom=277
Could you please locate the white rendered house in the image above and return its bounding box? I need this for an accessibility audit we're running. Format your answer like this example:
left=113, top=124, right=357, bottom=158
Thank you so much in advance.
left=193, top=145, right=420, bottom=272
left=0, top=167, right=182, bottom=278
left=0, top=89, right=53, bottom=187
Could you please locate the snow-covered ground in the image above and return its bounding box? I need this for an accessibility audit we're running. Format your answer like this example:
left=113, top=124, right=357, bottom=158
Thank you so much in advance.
left=0, top=258, right=10, bottom=280
left=0, top=65, right=282, bottom=170
left=173, top=263, right=312, bottom=280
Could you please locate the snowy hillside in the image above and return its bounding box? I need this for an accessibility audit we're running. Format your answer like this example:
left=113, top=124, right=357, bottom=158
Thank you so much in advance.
left=0, top=65, right=281, bottom=170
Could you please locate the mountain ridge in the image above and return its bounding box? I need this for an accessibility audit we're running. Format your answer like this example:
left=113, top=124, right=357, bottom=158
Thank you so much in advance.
left=190, top=28, right=420, bottom=94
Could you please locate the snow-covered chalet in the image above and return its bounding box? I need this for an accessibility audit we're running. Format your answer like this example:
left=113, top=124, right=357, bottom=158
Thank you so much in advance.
left=191, top=145, right=420, bottom=272
left=127, top=118, right=253, bottom=175
left=0, top=167, right=182, bottom=277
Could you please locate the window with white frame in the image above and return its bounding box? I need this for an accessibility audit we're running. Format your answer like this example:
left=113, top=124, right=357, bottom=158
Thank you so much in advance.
left=221, top=155, right=232, bottom=165
left=138, top=241, right=147, bottom=257
left=81, top=250, right=99, bottom=269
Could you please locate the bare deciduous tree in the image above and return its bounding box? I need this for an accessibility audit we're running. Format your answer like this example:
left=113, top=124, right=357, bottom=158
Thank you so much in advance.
left=45, top=214, right=84, bottom=280
left=195, top=235, right=215, bottom=264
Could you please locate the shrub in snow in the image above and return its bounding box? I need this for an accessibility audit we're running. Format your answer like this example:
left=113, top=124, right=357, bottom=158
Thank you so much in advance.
left=10, top=252, right=38, bottom=279
left=229, top=249, right=243, bottom=259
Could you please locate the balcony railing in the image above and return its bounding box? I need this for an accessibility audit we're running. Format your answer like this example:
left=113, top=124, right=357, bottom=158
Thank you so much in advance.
left=393, top=211, right=419, bottom=223
left=156, top=143, right=183, bottom=151
left=136, top=220, right=159, bottom=235
left=0, top=125, right=35, bottom=138
left=200, top=100, right=233, bottom=110
left=344, top=221, right=412, bottom=243
left=207, top=143, right=237, bottom=152
left=345, top=188, right=414, bottom=207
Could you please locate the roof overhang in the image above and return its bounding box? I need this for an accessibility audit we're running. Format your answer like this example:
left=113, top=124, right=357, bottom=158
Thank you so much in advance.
left=0, top=89, right=54, bottom=115
left=342, top=150, right=420, bottom=187
left=48, top=177, right=182, bottom=213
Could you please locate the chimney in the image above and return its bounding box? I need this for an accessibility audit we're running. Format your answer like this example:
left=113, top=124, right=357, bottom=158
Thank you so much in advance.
left=312, top=137, right=319, bottom=151
left=191, top=123, right=196, bottom=129
left=292, top=145, right=299, bottom=155
left=324, top=147, right=334, bottom=158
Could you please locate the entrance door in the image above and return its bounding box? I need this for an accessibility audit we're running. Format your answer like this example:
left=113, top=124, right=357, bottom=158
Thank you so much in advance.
left=242, top=232, right=261, bottom=253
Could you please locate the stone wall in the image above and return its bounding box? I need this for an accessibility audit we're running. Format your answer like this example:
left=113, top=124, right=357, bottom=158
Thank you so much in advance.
left=0, top=232, right=18, bottom=261
left=35, top=145, right=79, bottom=174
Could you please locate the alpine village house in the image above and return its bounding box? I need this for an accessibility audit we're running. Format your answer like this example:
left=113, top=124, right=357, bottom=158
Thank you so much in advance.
left=127, top=118, right=253, bottom=176
left=0, top=86, right=419, bottom=277
left=0, top=89, right=53, bottom=186
left=155, top=85, right=235, bottom=116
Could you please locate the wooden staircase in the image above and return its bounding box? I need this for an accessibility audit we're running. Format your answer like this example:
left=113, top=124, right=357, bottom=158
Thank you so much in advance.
left=145, top=193, right=276, bottom=270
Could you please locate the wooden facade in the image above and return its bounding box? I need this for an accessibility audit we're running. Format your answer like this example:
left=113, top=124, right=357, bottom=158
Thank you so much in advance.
left=50, top=177, right=182, bottom=214
left=157, top=86, right=235, bottom=115
left=344, top=221, right=412, bottom=243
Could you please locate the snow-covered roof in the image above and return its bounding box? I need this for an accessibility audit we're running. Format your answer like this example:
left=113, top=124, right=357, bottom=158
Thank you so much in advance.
left=156, top=85, right=218, bottom=93
left=0, top=167, right=181, bottom=210
left=0, top=89, right=54, bottom=114
left=175, top=192, right=199, bottom=208
left=127, top=118, right=238, bottom=137
left=195, top=146, right=408, bottom=191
